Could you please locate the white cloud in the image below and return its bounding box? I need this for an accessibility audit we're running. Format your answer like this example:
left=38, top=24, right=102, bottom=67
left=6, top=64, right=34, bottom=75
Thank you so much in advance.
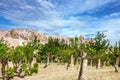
left=110, top=12, right=120, bottom=17
left=0, top=0, right=120, bottom=45
left=55, top=0, right=113, bottom=15
left=79, top=0, right=111, bottom=12
left=94, top=18, right=120, bottom=45
left=37, top=0, right=55, bottom=9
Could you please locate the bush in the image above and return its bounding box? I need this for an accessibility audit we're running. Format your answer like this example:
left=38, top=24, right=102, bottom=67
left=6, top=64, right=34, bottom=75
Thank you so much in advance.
left=6, top=67, right=14, bottom=77
left=21, top=63, right=30, bottom=75
left=30, top=63, right=38, bottom=73
left=21, top=63, right=27, bottom=70
left=36, top=54, right=41, bottom=63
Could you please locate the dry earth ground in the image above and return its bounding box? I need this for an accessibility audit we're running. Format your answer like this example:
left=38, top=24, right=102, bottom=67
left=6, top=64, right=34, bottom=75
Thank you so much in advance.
left=1, top=63, right=120, bottom=80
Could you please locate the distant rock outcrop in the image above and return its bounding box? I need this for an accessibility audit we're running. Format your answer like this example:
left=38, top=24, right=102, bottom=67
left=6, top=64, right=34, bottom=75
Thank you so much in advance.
left=0, top=29, right=69, bottom=47
left=0, top=29, right=91, bottom=47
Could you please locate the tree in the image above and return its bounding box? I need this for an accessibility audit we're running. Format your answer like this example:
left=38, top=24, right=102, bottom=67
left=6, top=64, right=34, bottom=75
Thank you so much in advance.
left=78, top=32, right=109, bottom=80
left=69, top=37, right=78, bottom=68
left=109, top=40, right=120, bottom=72
left=0, top=38, right=9, bottom=80
left=22, top=38, right=40, bottom=74
left=0, top=38, right=40, bottom=80
left=10, top=46, right=25, bottom=74
left=56, top=39, right=71, bottom=66
left=78, top=42, right=88, bottom=80
left=88, top=32, right=109, bottom=69
left=39, top=37, right=61, bottom=68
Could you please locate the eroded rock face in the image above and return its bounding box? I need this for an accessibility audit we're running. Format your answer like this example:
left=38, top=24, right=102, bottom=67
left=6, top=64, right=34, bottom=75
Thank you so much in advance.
left=0, top=29, right=70, bottom=47
left=10, top=29, right=19, bottom=39
left=0, top=29, right=91, bottom=47
left=79, top=35, right=84, bottom=42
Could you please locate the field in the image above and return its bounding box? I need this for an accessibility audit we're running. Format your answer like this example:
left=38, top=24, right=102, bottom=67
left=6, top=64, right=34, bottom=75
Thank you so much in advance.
left=12, top=63, right=120, bottom=80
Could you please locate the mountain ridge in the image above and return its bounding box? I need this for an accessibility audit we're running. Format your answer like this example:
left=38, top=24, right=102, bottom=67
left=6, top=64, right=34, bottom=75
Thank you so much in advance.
left=0, top=29, right=92, bottom=47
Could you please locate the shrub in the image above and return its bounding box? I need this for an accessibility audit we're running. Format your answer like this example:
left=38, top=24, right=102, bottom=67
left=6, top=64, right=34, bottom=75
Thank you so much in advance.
left=6, top=67, right=14, bottom=77
left=30, top=63, right=38, bottom=73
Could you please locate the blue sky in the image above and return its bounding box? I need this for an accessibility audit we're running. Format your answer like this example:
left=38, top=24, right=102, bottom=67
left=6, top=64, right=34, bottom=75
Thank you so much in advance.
left=0, top=0, right=120, bottom=45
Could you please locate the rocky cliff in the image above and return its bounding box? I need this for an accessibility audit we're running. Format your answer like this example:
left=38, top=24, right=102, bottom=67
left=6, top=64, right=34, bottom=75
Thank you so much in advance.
left=0, top=29, right=92, bottom=47
left=0, top=29, right=70, bottom=47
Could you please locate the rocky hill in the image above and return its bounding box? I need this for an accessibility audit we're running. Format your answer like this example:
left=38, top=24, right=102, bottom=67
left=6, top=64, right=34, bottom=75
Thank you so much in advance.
left=0, top=29, right=92, bottom=47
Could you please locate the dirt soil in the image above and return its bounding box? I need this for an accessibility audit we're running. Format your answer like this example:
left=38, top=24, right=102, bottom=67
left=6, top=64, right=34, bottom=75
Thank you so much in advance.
left=1, top=63, right=120, bottom=80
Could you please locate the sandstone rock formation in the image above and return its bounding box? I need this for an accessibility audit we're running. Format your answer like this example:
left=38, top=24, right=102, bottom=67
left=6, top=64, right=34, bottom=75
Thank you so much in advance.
left=0, top=29, right=70, bottom=47
left=0, top=29, right=91, bottom=47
